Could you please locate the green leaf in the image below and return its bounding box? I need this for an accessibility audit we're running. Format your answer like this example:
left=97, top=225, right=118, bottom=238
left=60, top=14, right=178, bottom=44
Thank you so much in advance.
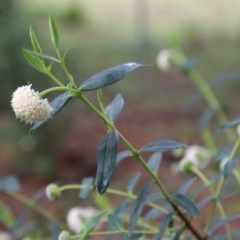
left=24, top=50, right=60, bottom=63
left=147, top=152, right=162, bottom=173
left=128, top=181, right=153, bottom=233
left=49, top=15, right=59, bottom=48
left=22, top=48, right=46, bottom=73
left=80, top=62, right=146, bottom=91
left=29, top=26, right=42, bottom=54
left=0, top=201, right=14, bottom=227
left=95, top=130, right=119, bottom=194
left=220, top=117, right=240, bottom=130
left=105, top=94, right=124, bottom=121
left=153, top=213, right=174, bottom=240
left=30, top=91, right=72, bottom=132
left=172, top=193, right=200, bottom=217
left=139, top=140, right=188, bottom=153
left=79, top=177, right=93, bottom=199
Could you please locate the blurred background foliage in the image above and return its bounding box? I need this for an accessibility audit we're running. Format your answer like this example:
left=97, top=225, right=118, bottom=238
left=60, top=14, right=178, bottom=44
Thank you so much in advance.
left=1, top=0, right=240, bottom=188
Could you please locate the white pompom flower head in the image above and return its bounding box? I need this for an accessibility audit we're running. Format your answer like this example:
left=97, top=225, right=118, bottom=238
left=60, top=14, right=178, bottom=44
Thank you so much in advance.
left=11, top=84, right=53, bottom=125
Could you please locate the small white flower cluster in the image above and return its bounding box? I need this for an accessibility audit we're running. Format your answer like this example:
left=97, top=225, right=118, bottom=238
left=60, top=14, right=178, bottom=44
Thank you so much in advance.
left=178, top=145, right=212, bottom=173
left=11, top=85, right=53, bottom=124
left=66, top=207, right=97, bottom=233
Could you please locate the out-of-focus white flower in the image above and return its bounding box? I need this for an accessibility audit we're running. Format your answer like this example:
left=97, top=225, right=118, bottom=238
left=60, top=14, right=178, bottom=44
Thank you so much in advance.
left=236, top=125, right=240, bottom=137
left=11, top=84, right=53, bottom=124
left=66, top=207, right=97, bottom=233
left=0, top=231, right=10, bottom=240
left=178, top=145, right=212, bottom=173
left=156, top=48, right=175, bottom=71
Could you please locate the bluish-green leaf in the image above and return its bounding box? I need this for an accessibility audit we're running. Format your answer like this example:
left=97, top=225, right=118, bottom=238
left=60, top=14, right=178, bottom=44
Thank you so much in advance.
left=95, top=130, right=119, bottom=194
left=220, top=117, right=240, bottom=130
left=30, top=91, right=72, bottom=132
left=147, top=152, right=162, bottom=173
left=129, top=181, right=153, bottom=233
left=116, top=150, right=132, bottom=165
left=0, top=175, right=20, bottom=192
left=153, top=213, right=174, bottom=240
left=222, top=158, right=236, bottom=179
left=105, top=94, right=124, bottom=121
left=80, top=62, right=146, bottom=91
left=22, top=48, right=46, bottom=73
left=139, top=140, right=188, bottom=153
left=80, top=212, right=106, bottom=239
left=49, top=15, right=59, bottom=48
left=178, top=177, right=197, bottom=194
left=209, top=214, right=240, bottom=235
left=79, top=177, right=94, bottom=199
left=29, top=26, right=42, bottom=54
left=126, top=173, right=141, bottom=193
left=197, top=195, right=214, bottom=209
left=172, top=193, right=200, bottom=217
left=107, top=214, right=123, bottom=231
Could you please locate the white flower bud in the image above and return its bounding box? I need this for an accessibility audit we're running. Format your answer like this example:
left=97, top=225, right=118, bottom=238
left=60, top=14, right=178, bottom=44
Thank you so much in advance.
left=236, top=125, right=240, bottom=137
left=66, top=207, right=97, bottom=233
left=156, top=48, right=175, bottom=71
left=58, top=231, right=71, bottom=240
left=45, top=183, right=61, bottom=201
left=178, top=145, right=211, bottom=173
left=11, top=84, right=53, bottom=124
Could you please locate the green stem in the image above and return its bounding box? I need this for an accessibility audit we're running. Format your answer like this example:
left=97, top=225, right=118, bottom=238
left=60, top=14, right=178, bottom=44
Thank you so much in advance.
left=4, top=191, right=62, bottom=226
left=59, top=184, right=168, bottom=215
left=55, top=48, right=78, bottom=89
left=188, top=70, right=235, bottom=142
left=46, top=71, right=65, bottom=87
left=191, top=167, right=232, bottom=240
left=39, top=86, right=70, bottom=97
left=74, top=92, right=206, bottom=240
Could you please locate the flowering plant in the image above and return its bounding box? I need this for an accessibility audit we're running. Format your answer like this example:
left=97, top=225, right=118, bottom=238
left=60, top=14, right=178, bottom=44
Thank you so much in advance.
left=3, top=15, right=240, bottom=239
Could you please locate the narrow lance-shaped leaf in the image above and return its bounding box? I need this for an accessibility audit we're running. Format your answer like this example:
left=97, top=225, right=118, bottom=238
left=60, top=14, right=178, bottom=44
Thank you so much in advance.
left=147, top=152, right=162, bottom=173
left=105, top=94, right=124, bottom=121
left=172, top=193, right=200, bottom=217
left=116, top=150, right=132, bottom=165
left=153, top=213, right=174, bottom=240
left=95, top=130, right=119, bottom=194
left=220, top=117, right=240, bottom=130
left=79, top=177, right=94, bottom=199
left=29, top=26, right=42, bottom=54
left=128, top=181, right=153, bottom=233
left=80, top=62, right=147, bottom=91
left=49, top=15, right=59, bottom=48
left=126, top=173, right=141, bottom=193
left=30, top=91, right=73, bottom=132
left=24, top=50, right=60, bottom=63
left=22, top=48, right=46, bottom=73
left=139, top=140, right=188, bottom=153
left=178, top=177, right=197, bottom=194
